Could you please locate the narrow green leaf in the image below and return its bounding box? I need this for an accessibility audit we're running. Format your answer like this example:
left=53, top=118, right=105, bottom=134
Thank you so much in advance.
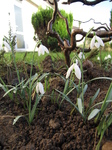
left=89, top=88, right=100, bottom=107
left=86, top=77, right=112, bottom=84
left=64, top=82, right=79, bottom=97
left=96, top=114, right=112, bottom=150
left=55, top=89, right=85, bottom=119
left=72, top=81, right=79, bottom=92
left=3, top=87, right=16, bottom=97
left=90, top=100, right=112, bottom=110
left=106, top=113, right=112, bottom=127
left=24, top=73, right=38, bottom=87
left=79, top=84, right=88, bottom=99
left=63, top=79, right=69, bottom=94
left=88, top=109, right=100, bottom=120
left=29, top=95, right=42, bottom=123
left=13, top=115, right=23, bottom=125
left=77, top=98, right=82, bottom=114
left=54, top=73, right=66, bottom=82
left=59, top=79, right=69, bottom=105
left=97, top=82, right=112, bottom=121
left=38, top=73, right=49, bottom=81
left=0, top=81, right=13, bottom=100
left=102, top=113, right=112, bottom=133
left=0, top=83, right=8, bottom=92
left=97, top=116, right=106, bottom=135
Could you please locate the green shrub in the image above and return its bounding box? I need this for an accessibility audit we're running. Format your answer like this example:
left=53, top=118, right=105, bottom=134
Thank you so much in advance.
left=31, top=6, right=73, bottom=51
left=104, top=42, right=110, bottom=49
left=110, top=42, right=112, bottom=49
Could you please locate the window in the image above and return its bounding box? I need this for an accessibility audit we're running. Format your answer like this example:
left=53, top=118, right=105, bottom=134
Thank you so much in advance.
left=14, top=5, right=25, bottom=49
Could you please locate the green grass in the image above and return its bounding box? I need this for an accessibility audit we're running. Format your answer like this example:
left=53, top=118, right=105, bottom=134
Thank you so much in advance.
left=87, top=50, right=112, bottom=62
left=4, top=49, right=112, bottom=66
left=4, top=51, right=65, bottom=65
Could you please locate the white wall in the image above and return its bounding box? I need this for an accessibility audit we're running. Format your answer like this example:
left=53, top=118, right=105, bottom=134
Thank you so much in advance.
left=0, top=0, right=11, bottom=50
left=22, top=0, right=38, bottom=51
left=0, top=0, right=38, bottom=51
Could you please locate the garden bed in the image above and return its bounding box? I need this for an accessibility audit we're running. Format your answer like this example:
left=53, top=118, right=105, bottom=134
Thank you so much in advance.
left=0, top=56, right=112, bottom=150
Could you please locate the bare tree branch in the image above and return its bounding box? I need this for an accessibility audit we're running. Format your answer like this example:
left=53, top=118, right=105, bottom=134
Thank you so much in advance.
left=47, top=0, right=64, bottom=48
left=74, top=18, right=111, bottom=30
left=62, top=0, right=112, bottom=5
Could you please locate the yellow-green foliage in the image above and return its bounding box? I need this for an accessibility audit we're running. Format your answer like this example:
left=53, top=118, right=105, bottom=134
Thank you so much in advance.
left=32, top=7, right=53, bottom=29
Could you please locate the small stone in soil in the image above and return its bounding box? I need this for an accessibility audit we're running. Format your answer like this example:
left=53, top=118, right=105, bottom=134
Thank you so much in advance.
left=102, top=141, right=112, bottom=150
left=49, top=119, right=60, bottom=129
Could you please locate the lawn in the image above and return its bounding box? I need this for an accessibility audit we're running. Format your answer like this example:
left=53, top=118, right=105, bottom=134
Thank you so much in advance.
left=4, top=48, right=112, bottom=65
left=4, top=51, right=65, bottom=65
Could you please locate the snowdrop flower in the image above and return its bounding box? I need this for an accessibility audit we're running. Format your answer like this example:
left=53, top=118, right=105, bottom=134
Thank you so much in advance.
left=104, top=54, right=111, bottom=60
left=75, top=52, right=85, bottom=65
left=107, top=54, right=111, bottom=59
left=66, top=63, right=81, bottom=80
left=78, top=52, right=85, bottom=60
left=90, top=35, right=104, bottom=49
left=97, top=56, right=100, bottom=61
left=38, top=44, right=49, bottom=56
left=109, top=41, right=112, bottom=44
left=104, top=56, right=107, bottom=60
left=76, top=59, right=78, bottom=64
left=36, top=82, right=45, bottom=94
left=75, top=52, right=85, bottom=64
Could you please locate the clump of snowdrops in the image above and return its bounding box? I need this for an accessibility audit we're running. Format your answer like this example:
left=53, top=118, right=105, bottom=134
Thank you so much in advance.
left=103, top=54, right=112, bottom=71
left=0, top=39, right=50, bottom=124
left=97, top=53, right=112, bottom=71
left=56, top=29, right=112, bottom=150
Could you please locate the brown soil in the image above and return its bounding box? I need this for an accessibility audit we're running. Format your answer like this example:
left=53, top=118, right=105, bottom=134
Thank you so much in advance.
left=0, top=56, right=112, bottom=150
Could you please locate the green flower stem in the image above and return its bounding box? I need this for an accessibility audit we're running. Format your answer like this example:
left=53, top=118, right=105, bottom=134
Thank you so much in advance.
left=10, top=43, right=20, bottom=84
left=28, top=42, right=40, bottom=123
left=99, top=48, right=102, bottom=67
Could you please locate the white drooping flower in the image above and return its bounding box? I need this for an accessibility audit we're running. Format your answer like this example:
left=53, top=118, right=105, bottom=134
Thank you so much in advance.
left=76, top=59, right=78, bottom=64
left=104, top=54, right=111, bottom=60
left=90, top=35, right=104, bottom=49
left=97, top=56, right=100, bottom=60
left=36, top=82, right=45, bottom=95
left=76, top=52, right=85, bottom=64
left=66, top=63, right=81, bottom=80
left=38, top=44, right=49, bottom=56
left=109, top=41, right=112, bottom=45
left=78, top=52, right=85, bottom=60
left=107, top=54, right=111, bottom=59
